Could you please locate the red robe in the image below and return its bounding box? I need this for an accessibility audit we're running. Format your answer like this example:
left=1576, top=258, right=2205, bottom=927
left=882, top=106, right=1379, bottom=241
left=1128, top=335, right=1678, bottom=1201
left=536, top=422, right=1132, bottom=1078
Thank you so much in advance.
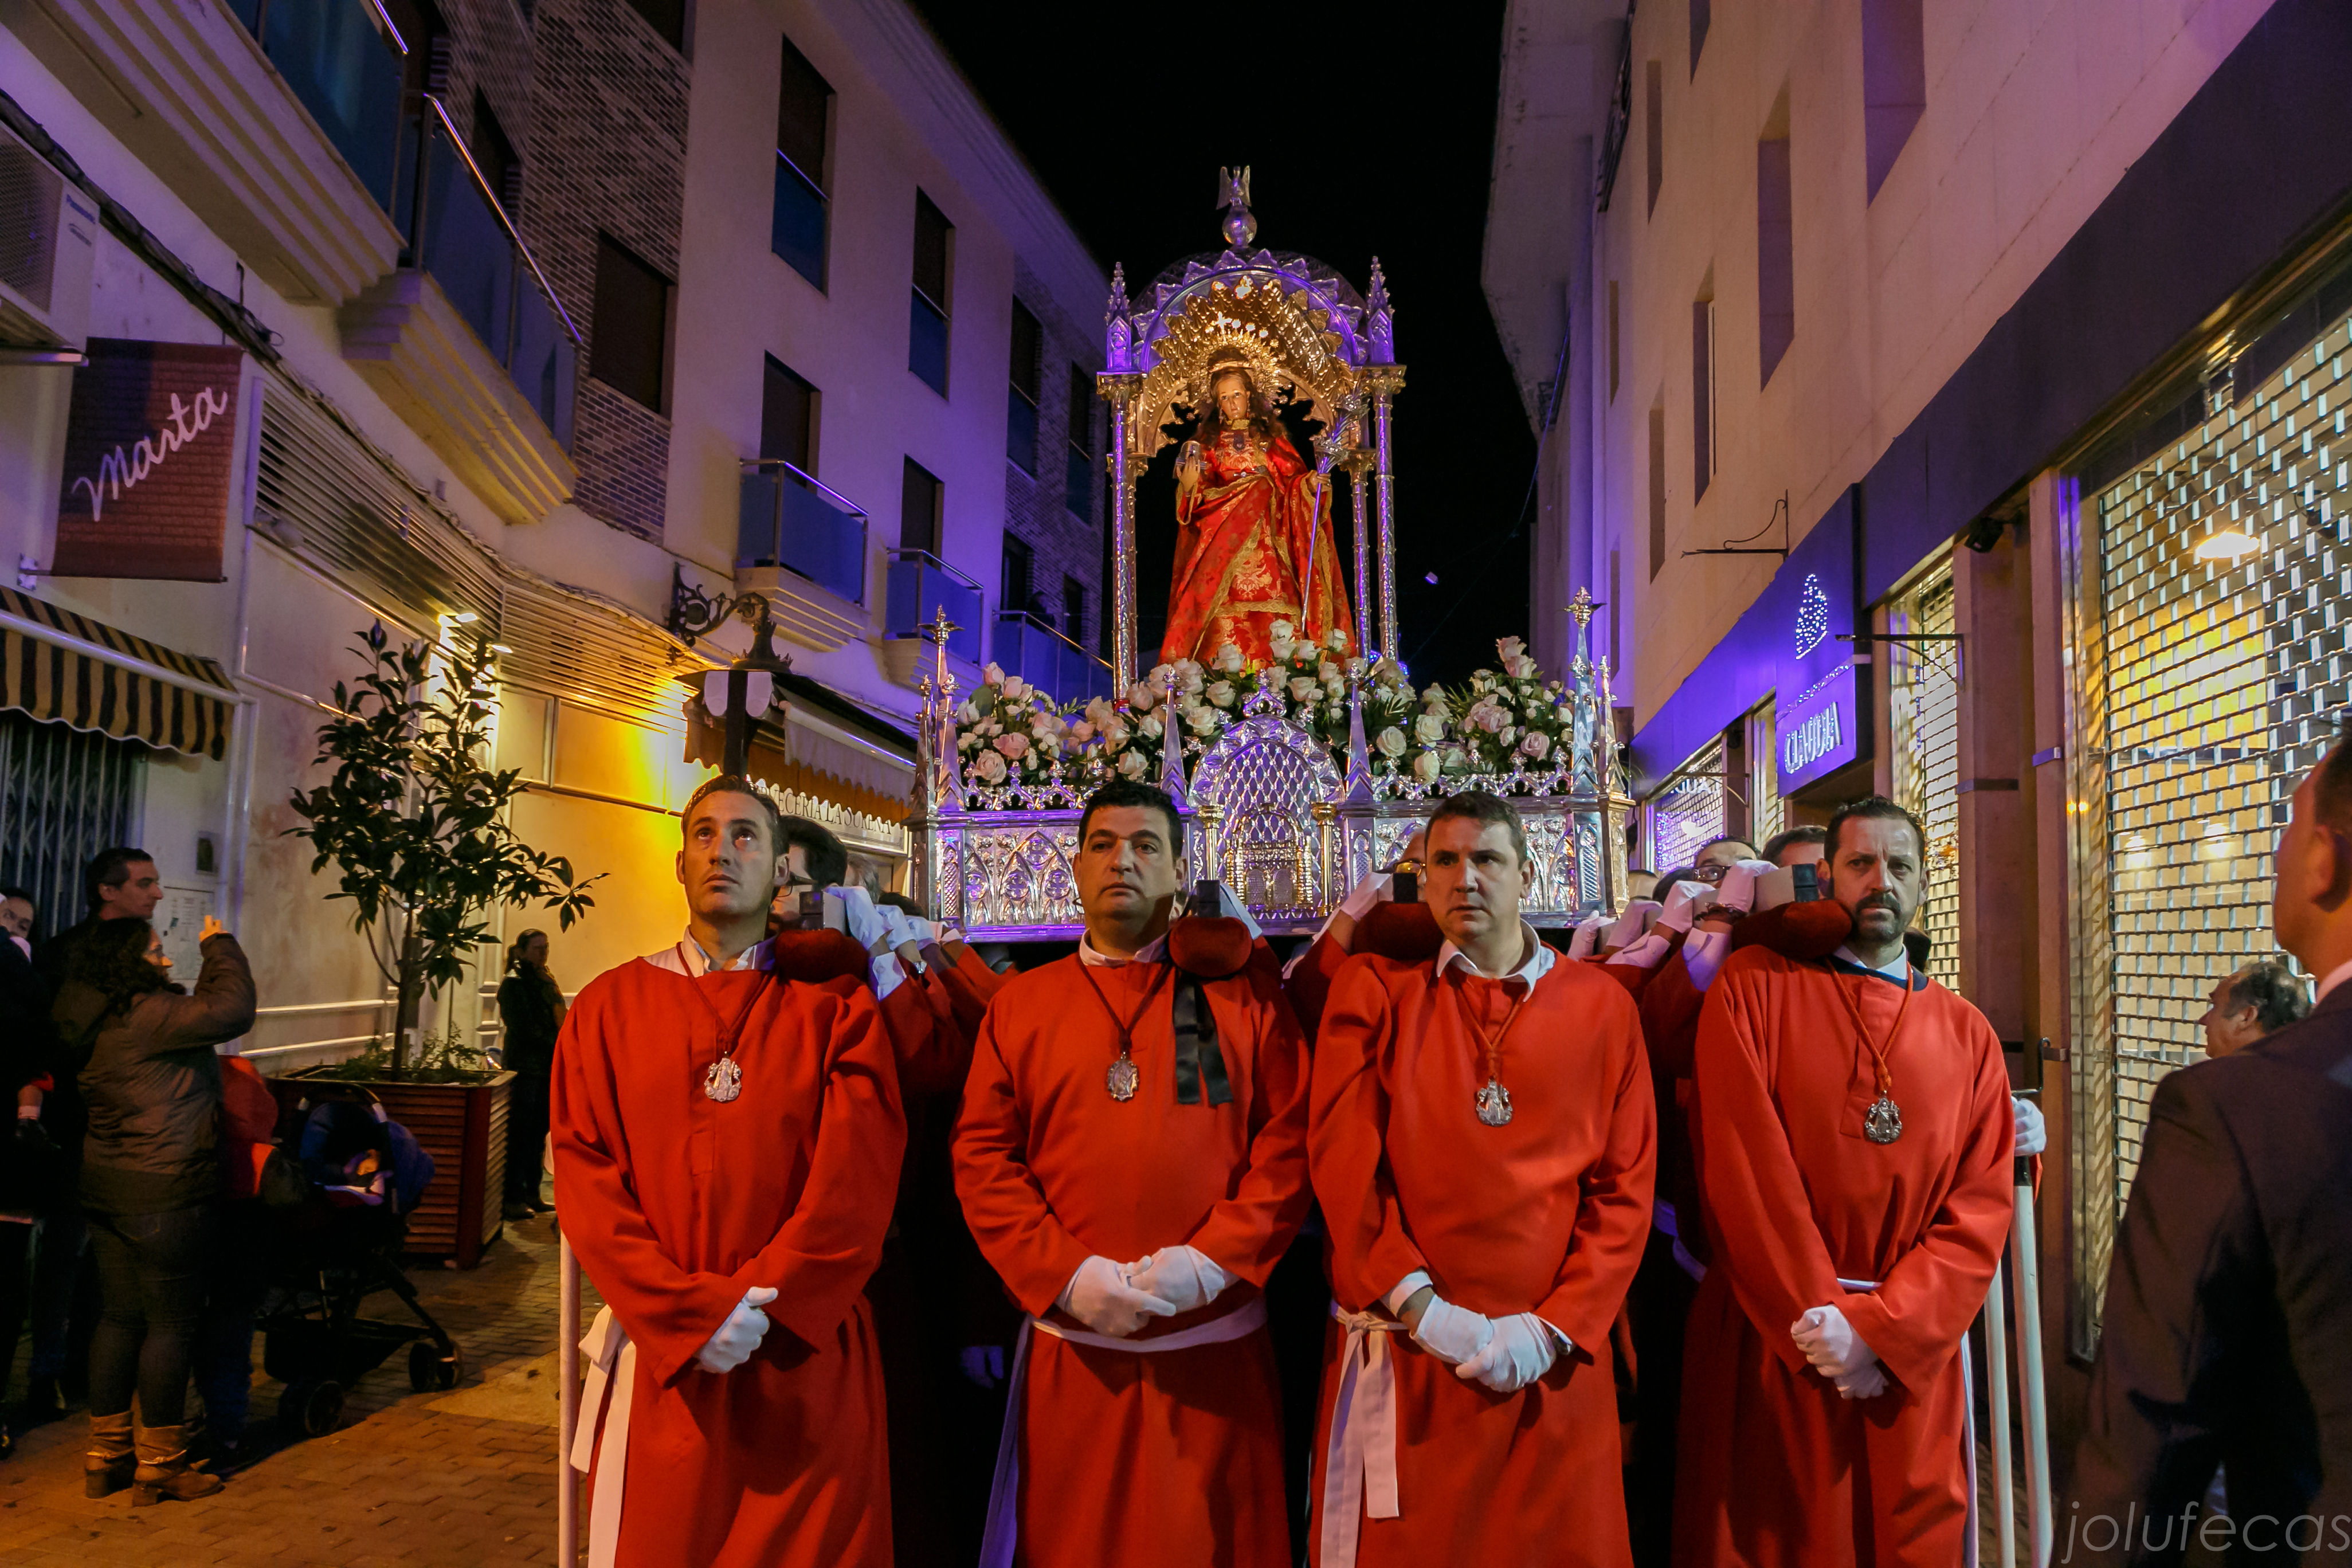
left=1307, top=950, right=1656, bottom=1566
left=1676, top=948, right=2012, bottom=1568
left=554, top=959, right=907, bottom=1568
left=952, top=950, right=1314, bottom=1568
left=1162, top=423, right=1355, bottom=665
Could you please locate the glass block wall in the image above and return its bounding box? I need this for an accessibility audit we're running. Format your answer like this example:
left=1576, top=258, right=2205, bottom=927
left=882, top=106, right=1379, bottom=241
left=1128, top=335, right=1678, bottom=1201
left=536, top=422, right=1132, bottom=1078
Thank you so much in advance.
left=1890, top=562, right=1962, bottom=992
left=1649, top=736, right=1727, bottom=875
left=2067, top=304, right=2349, bottom=1347
left=1747, top=700, right=1785, bottom=851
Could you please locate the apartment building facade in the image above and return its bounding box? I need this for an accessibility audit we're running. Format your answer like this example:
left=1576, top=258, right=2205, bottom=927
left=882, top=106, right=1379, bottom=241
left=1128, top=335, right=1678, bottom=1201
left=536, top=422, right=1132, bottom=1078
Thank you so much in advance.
left=1487, top=0, right=2352, bottom=1455
left=0, top=0, right=1103, bottom=1065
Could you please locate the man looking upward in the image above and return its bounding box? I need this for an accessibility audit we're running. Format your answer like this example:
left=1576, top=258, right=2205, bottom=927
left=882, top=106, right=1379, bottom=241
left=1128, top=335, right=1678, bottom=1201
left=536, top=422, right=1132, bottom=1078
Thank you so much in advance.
left=1676, top=795, right=2012, bottom=1567
left=954, top=778, right=1312, bottom=1568
left=1309, top=790, right=1656, bottom=1567
left=554, top=777, right=904, bottom=1568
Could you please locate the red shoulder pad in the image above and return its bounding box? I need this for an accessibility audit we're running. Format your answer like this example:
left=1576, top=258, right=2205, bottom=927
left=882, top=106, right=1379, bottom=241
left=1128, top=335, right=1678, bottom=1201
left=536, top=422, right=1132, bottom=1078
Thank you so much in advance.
left=767, top=928, right=872, bottom=985
left=1168, top=916, right=1253, bottom=978
left=1728, top=900, right=1852, bottom=961
left=1354, top=902, right=1445, bottom=966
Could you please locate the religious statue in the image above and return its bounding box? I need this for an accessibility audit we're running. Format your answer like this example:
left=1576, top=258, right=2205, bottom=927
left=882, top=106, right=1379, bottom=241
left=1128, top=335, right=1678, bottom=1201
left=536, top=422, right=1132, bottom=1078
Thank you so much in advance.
left=1162, top=350, right=1356, bottom=667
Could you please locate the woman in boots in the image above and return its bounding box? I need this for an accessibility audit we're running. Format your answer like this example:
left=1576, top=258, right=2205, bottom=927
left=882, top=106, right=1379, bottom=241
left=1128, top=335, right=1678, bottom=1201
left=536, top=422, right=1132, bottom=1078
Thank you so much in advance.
left=54, top=916, right=253, bottom=1503
left=494, top=930, right=564, bottom=1222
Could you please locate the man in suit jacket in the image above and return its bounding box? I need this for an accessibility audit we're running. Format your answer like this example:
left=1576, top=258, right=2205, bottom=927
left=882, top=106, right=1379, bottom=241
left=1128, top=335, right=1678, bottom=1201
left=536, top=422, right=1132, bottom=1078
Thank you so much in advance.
left=2070, top=744, right=2352, bottom=1563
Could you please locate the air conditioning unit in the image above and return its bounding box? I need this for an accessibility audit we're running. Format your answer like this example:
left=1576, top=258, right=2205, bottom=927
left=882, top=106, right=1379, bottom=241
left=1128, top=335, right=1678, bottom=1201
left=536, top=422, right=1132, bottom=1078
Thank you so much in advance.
left=0, top=120, right=97, bottom=354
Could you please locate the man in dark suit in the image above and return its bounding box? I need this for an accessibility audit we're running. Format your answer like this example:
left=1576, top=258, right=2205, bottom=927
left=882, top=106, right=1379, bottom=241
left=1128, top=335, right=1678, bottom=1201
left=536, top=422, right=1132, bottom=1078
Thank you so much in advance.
left=2069, top=742, right=2352, bottom=1562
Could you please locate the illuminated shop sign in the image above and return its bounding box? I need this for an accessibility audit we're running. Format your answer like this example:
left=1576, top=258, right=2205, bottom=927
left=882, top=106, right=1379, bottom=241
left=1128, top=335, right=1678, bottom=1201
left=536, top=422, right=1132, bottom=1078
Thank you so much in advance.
left=1774, top=509, right=1867, bottom=794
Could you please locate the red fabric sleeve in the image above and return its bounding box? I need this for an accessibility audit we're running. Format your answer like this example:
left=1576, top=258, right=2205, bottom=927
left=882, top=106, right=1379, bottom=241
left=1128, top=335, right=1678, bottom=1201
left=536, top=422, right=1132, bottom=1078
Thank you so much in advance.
left=1185, top=969, right=1314, bottom=1287
left=932, top=945, right=1005, bottom=1037
left=1688, top=964, right=1848, bottom=1379
left=1306, top=958, right=1428, bottom=1310
left=1839, top=1019, right=2014, bottom=1391
left=1283, top=932, right=1353, bottom=1044
left=552, top=990, right=762, bottom=1386
left=950, top=1008, right=1093, bottom=1316
left=726, top=981, right=907, bottom=1354
left=1638, top=957, right=1707, bottom=1081
left=881, top=975, right=970, bottom=1098
left=1534, top=993, right=1657, bottom=1351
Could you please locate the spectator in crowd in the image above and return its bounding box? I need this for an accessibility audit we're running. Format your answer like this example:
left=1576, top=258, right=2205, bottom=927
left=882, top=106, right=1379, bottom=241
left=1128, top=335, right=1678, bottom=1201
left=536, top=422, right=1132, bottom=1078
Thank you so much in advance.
left=777, top=816, right=851, bottom=904
left=0, top=885, right=59, bottom=1459
left=1625, top=867, right=1659, bottom=901
left=2195, top=958, right=2308, bottom=1058
left=25, top=849, right=161, bottom=1424
left=495, top=931, right=565, bottom=1222
left=2072, top=746, right=2352, bottom=1551
left=54, top=915, right=254, bottom=1504
left=1760, top=824, right=1828, bottom=868
left=0, top=888, right=32, bottom=946
left=1690, top=835, right=1759, bottom=881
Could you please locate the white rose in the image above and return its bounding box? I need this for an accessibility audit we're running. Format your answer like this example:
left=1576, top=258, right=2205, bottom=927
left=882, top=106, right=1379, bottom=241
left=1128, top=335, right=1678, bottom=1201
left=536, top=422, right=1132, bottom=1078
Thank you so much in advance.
left=1318, top=661, right=1342, bottom=684
left=1412, top=750, right=1441, bottom=784
left=1269, top=620, right=1295, bottom=642
left=973, top=750, right=1008, bottom=784
left=1186, top=706, right=1218, bottom=735
left=1269, top=639, right=1296, bottom=664
left=958, top=731, right=979, bottom=751
left=1140, top=714, right=1164, bottom=740
left=1289, top=676, right=1318, bottom=702
left=1067, top=720, right=1095, bottom=744
left=1414, top=713, right=1445, bottom=745
left=1375, top=727, right=1406, bottom=758
left=1117, top=748, right=1148, bottom=778
left=1103, top=719, right=1130, bottom=749
left=1520, top=731, right=1551, bottom=759
left=982, top=662, right=1006, bottom=686
left=954, top=699, right=982, bottom=724
left=1327, top=628, right=1349, bottom=652
left=1212, top=643, right=1244, bottom=674
left=1208, top=680, right=1236, bottom=707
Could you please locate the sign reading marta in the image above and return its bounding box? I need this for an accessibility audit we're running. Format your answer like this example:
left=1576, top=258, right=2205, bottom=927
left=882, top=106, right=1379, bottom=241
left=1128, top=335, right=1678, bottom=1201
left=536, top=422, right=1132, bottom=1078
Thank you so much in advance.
left=54, top=338, right=245, bottom=583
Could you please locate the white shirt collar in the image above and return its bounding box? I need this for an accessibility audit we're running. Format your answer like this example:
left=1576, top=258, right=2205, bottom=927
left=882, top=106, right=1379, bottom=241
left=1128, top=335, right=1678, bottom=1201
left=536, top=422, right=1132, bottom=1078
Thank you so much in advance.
left=2316, top=958, right=2352, bottom=1005
left=1078, top=930, right=1169, bottom=967
left=1833, top=943, right=1912, bottom=985
left=1436, top=923, right=1554, bottom=990
left=644, top=930, right=773, bottom=977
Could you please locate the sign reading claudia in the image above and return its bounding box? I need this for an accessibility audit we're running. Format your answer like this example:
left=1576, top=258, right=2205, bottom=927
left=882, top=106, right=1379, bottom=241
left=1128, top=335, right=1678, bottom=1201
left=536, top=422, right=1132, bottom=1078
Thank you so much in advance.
left=54, top=339, right=245, bottom=582
left=1774, top=491, right=1867, bottom=793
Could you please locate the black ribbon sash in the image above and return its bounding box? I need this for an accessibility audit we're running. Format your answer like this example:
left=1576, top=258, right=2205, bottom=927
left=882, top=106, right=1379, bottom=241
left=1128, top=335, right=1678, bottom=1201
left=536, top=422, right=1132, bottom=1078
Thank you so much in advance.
left=1169, top=971, right=1234, bottom=1107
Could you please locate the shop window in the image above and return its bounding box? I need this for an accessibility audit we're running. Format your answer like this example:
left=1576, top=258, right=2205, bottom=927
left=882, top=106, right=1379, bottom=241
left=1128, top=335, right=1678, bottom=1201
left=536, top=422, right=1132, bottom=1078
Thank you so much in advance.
left=1644, top=60, right=1664, bottom=217
left=1747, top=699, right=1783, bottom=849
left=1000, top=532, right=1032, bottom=617
left=900, top=458, right=942, bottom=554
left=1649, top=738, right=1726, bottom=873
left=1758, top=89, right=1794, bottom=385
left=773, top=36, right=832, bottom=289
left=0, top=711, right=143, bottom=943
left=2066, top=291, right=2352, bottom=1348
left=1861, top=0, right=1924, bottom=201
left=1888, top=562, right=1960, bottom=993
left=910, top=191, right=953, bottom=397
left=1007, top=302, right=1040, bottom=474
left=589, top=234, right=670, bottom=411
left=1067, top=364, right=1095, bottom=519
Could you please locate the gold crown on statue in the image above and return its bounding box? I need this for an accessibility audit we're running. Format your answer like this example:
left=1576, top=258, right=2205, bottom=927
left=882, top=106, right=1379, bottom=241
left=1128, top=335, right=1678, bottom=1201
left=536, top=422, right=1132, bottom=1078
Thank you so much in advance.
left=1177, top=323, right=1292, bottom=418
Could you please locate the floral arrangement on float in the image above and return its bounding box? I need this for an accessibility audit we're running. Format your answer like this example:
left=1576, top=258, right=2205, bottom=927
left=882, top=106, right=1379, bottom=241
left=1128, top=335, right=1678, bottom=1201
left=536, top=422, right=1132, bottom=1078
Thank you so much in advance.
left=948, top=625, right=1582, bottom=801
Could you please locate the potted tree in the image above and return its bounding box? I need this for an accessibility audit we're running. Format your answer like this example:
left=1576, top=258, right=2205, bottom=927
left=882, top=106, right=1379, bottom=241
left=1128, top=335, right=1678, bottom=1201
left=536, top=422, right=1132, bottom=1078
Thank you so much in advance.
left=284, top=624, right=602, bottom=1264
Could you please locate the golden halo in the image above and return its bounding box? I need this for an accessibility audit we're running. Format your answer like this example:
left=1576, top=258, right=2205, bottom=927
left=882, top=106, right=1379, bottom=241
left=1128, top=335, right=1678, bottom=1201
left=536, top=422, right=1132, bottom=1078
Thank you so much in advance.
left=1181, top=328, right=1291, bottom=419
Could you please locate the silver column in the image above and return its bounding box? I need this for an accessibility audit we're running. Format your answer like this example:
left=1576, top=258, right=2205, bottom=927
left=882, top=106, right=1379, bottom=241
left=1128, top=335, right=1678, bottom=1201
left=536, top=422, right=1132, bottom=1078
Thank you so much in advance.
left=1347, top=458, right=1373, bottom=654
left=1103, top=376, right=1140, bottom=688
left=1373, top=386, right=1399, bottom=662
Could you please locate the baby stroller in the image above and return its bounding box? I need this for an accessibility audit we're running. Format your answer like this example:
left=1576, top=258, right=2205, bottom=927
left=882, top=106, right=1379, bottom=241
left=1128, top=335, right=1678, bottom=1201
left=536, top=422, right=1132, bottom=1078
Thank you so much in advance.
left=254, top=1084, right=464, bottom=1437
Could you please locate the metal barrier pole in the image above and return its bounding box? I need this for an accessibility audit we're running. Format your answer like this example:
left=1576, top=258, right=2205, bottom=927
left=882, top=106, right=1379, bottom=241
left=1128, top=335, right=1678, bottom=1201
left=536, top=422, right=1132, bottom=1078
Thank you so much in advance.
left=1983, top=1256, right=2016, bottom=1568
left=559, top=1232, right=581, bottom=1565
left=2010, top=1161, right=2053, bottom=1567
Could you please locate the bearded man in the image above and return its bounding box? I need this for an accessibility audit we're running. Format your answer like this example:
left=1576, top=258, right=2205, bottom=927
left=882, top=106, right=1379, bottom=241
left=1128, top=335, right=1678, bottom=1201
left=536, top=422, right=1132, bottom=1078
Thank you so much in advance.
left=1675, top=795, right=2012, bottom=1567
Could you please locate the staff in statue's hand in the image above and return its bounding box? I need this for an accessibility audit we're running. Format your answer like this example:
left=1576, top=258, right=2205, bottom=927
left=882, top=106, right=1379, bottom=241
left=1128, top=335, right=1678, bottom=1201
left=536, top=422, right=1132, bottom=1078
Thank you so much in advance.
left=1176, top=438, right=1205, bottom=525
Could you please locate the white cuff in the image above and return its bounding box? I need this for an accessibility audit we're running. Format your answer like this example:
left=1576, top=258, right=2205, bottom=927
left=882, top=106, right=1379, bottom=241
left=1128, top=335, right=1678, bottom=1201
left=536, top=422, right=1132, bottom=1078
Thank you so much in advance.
left=1534, top=1315, right=1574, bottom=1354
left=1339, top=871, right=1393, bottom=920
left=1681, top=927, right=1731, bottom=991
left=1186, top=1245, right=1233, bottom=1303
left=1383, top=1270, right=1433, bottom=1317
left=870, top=951, right=908, bottom=1001
left=1606, top=931, right=1672, bottom=970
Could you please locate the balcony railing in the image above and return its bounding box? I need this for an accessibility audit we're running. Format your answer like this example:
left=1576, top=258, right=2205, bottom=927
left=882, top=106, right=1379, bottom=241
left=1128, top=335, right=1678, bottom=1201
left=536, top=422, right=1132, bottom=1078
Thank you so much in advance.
left=232, top=0, right=407, bottom=211
left=993, top=610, right=1111, bottom=708
left=740, top=460, right=868, bottom=605
left=394, top=96, right=578, bottom=447
left=884, top=548, right=982, bottom=665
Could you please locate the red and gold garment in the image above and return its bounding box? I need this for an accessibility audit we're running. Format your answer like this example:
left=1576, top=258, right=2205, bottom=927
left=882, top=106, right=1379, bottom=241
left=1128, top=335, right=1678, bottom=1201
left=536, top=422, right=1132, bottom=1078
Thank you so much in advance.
left=1162, top=422, right=1355, bottom=666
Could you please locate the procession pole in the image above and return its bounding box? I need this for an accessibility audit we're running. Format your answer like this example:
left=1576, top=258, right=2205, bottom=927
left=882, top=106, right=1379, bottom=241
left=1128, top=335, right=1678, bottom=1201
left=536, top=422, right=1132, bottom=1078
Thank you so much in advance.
left=558, top=1232, right=581, bottom=1563
left=1103, top=375, right=1142, bottom=689
left=1372, top=383, right=1400, bottom=663
left=1982, top=1257, right=2016, bottom=1568
left=2010, top=1158, right=2054, bottom=1566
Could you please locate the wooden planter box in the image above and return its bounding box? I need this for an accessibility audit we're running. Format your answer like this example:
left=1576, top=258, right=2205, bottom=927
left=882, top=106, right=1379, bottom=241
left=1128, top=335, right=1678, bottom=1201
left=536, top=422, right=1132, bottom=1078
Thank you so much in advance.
left=266, top=1071, right=513, bottom=1269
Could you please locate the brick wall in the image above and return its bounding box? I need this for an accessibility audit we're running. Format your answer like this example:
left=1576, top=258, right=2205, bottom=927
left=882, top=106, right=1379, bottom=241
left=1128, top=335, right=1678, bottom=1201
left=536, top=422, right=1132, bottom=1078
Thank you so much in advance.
left=1003, top=257, right=1104, bottom=656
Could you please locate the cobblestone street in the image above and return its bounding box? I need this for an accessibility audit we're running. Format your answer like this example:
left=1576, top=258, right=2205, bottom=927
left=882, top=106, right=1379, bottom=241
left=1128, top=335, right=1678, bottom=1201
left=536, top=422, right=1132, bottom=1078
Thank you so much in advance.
left=0, top=1214, right=594, bottom=1567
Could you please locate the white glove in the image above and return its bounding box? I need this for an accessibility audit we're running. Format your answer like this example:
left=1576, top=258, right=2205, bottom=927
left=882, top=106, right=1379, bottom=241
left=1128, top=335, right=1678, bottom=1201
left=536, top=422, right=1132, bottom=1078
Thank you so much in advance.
left=1790, top=1304, right=1876, bottom=1380
left=1834, top=1361, right=1890, bottom=1400
left=1602, top=899, right=1663, bottom=950
left=1059, top=1255, right=1179, bottom=1338
left=1566, top=912, right=1610, bottom=960
left=1454, top=1311, right=1559, bottom=1393
left=1655, top=880, right=1720, bottom=934
left=2013, top=1096, right=2046, bottom=1157
left=1410, top=1295, right=1495, bottom=1366
left=1122, top=1245, right=1229, bottom=1315
left=1712, top=859, right=1777, bottom=916
left=958, top=1344, right=1007, bottom=1389
left=1340, top=871, right=1394, bottom=920
left=827, top=886, right=891, bottom=951
left=696, top=1286, right=778, bottom=1373
left=1682, top=927, right=1731, bottom=992
left=905, top=915, right=939, bottom=946
left=1605, top=931, right=1672, bottom=970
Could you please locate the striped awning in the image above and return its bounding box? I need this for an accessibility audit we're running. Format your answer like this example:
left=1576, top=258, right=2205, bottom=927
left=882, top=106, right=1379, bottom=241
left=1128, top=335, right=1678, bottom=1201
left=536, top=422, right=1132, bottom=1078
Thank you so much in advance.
left=0, top=586, right=237, bottom=759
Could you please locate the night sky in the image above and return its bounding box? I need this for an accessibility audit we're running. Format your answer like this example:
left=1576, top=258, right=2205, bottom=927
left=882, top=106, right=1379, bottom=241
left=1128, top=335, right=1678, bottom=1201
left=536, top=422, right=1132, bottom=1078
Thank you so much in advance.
left=909, top=2, right=1538, bottom=688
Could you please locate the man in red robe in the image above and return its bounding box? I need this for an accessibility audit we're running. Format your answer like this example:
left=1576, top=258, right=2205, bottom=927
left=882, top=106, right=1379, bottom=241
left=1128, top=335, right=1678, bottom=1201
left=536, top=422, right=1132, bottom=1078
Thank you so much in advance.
left=954, top=778, right=1314, bottom=1568
left=1309, top=789, right=1656, bottom=1567
left=554, top=777, right=905, bottom=1568
left=1676, top=795, right=2013, bottom=1567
